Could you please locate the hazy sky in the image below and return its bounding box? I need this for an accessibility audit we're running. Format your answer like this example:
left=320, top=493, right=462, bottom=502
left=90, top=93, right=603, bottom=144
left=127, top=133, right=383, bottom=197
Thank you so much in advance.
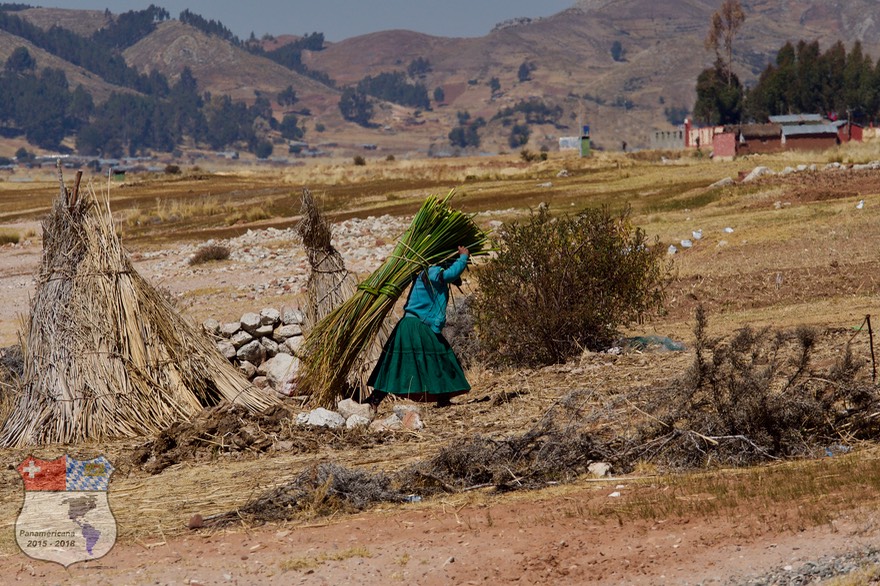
left=38, top=1, right=577, bottom=41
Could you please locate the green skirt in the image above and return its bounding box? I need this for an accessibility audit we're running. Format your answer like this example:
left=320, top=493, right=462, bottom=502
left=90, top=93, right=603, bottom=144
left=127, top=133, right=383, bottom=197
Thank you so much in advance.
left=367, top=315, right=470, bottom=401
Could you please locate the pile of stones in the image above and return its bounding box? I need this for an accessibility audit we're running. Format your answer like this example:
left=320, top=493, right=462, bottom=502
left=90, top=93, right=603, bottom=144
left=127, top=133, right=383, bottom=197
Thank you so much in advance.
left=203, top=308, right=425, bottom=432
left=202, top=306, right=303, bottom=396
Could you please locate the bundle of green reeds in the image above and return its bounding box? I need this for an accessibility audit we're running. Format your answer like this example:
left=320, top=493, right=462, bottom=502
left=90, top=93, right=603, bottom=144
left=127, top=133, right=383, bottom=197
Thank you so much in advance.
left=298, top=190, right=490, bottom=407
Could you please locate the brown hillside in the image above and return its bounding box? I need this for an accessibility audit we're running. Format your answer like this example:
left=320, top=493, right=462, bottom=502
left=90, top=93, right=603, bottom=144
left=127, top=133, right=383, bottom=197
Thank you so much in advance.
left=0, top=29, right=131, bottom=104
left=17, top=7, right=109, bottom=37
left=122, top=21, right=341, bottom=118
left=303, top=0, right=880, bottom=149
left=4, top=1, right=880, bottom=155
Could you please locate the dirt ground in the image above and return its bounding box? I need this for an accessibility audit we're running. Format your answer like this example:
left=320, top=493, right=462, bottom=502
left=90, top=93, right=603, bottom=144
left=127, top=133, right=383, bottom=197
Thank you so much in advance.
left=4, top=487, right=879, bottom=586
left=2, top=158, right=880, bottom=584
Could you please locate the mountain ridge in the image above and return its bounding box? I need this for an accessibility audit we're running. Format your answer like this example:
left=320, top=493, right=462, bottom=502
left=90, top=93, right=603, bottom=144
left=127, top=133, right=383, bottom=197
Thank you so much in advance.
left=4, top=1, right=880, bottom=157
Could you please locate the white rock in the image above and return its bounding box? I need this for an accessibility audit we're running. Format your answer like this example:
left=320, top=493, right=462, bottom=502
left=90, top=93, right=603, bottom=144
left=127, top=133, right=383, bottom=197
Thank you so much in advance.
left=260, top=307, right=281, bottom=325
left=282, top=307, right=305, bottom=325
left=303, top=408, right=345, bottom=429
left=724, top=227, right=734, bottom=233
left=588, top=462, right=612, bottom=477
left=238, top=361, right=257, bottom=378
left=216, top=340, right=236, bottom=360
left=263, top=353, right=298, bottom=390
left=667, top=245, right=678, bottom=255
left=392, top=404, right=421, bottom=419
left=202, top=319, right=220, bottom=336
left=346, top=414, right=372, bottom=429
left=369, top=413, right=403, bottom=431
left=742, top=166, right=774, bottom=183
left=240, top=312, right=262, bottom=334
left=680, top=239, right=693, bottom=248
left=273, top=324, right=302, bottom=342
left=237, top=340, right=265, bottom=365
left=254, top=324, right=274, bottom=338
left=260, top=337, right=279, bottom=358
left=283, top=336, right=304, bottom=355
left=219, top=322, right=240, bottom=337
left=710, top=177, right=734, bottom=188
left=229, top=330, right=253, bottom=349
left=338, top=398, right=373, bottom=420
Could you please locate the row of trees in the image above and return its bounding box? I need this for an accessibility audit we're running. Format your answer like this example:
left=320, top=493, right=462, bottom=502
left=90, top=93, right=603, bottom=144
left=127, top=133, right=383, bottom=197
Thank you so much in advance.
left=694, top=0, right=880, bottom=126
left=0, top=46, right=286, bottom=157
left=695, top=39, right=880, bottom=126
left=0, top=6, right=171, bottom=95
left=356, top=71, right=430, bottom=110
left=747, top=40, right=880, bottom=123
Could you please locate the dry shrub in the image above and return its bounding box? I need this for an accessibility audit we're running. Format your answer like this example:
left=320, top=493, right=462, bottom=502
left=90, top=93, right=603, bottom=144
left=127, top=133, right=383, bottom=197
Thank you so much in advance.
left=474, top=205, right=668, bottom=366
left=189, top=244, right=230, bottom=265
left=0, top=230, right=20, bottom=245
left=204, top=462, right=406, bottom=527
left=127, top=403, right=393, bottom=474
left=401, top=389, right=612, bottom=493
left=631, top=306, right=880, bottom=469
left=443, top=294, right=481, bottom=368
left=205, top=390, right=615, bottom=526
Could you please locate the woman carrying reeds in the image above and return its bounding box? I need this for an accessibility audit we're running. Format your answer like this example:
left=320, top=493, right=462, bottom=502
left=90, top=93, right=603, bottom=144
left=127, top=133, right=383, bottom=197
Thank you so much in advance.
left=365, top=246, right=471, bottom=409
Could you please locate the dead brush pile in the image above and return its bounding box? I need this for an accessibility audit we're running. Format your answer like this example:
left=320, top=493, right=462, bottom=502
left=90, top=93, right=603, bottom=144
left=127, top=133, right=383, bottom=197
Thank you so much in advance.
left=626, top=306, right=880, bottom=469
left=204, top=389, right=615, bottom=527
left=203, top=463, right=408, bottom=527
left=128, top=403, right=405, bottom=474
left=399, top=389, right=613, bottom=493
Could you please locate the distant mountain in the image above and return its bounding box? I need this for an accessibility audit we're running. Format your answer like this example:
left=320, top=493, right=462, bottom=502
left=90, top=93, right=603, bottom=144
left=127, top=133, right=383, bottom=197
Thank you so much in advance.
left=2, top=1, right=880, bottom=157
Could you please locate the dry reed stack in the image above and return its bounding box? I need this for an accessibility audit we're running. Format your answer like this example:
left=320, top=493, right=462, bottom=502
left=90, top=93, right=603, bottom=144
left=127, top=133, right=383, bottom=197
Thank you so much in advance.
left=297, top=188, right=391, bottom=400
left=298, top=190, right=490, bottom=407
left=0, top=168, right=275, bottom=447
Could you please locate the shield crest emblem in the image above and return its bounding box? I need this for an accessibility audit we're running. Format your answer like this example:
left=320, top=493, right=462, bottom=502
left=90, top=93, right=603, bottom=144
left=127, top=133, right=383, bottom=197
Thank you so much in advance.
left=15, top=455, right=117, bottom=567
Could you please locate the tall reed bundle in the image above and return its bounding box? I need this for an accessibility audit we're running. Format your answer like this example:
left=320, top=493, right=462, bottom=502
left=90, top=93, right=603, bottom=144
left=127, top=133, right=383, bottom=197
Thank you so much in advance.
left=298, top=190, right=490, bottom=407
left=297, top=189, right=391, bottom=400
left=0, top=171, right=275, bottom=447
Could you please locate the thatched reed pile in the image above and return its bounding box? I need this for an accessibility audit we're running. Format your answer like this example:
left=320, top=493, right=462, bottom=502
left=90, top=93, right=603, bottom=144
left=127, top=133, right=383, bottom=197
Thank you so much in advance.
left=297, top=188, right=391, bottom=400
left=0, top=170, right=275, bottom=447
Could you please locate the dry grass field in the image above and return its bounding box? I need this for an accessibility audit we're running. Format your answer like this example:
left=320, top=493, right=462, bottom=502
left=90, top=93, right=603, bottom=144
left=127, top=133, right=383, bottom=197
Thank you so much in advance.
left=0, top=144, right=879, bottom=584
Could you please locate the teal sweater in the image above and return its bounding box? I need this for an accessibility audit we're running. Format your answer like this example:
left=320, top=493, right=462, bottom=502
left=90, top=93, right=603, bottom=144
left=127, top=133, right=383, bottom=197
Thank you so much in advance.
left=403, top=254, right=469, bottom=333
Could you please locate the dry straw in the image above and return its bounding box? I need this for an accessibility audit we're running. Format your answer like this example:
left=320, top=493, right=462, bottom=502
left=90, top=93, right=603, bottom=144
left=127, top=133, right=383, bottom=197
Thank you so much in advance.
left=298, top=190, right=490, bottom=407
left=298, top=188, right=390, bottom=400
left=0, top=167, right=276, bottom=447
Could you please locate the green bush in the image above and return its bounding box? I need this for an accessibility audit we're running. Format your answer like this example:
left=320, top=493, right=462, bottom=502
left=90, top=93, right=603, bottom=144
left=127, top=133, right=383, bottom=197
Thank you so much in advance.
left=474, top=206, right=668, bottom=367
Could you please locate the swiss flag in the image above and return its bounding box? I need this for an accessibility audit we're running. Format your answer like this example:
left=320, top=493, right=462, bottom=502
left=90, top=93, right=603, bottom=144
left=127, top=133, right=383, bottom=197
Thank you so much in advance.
left=17, top=456, right=66, bottom=491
